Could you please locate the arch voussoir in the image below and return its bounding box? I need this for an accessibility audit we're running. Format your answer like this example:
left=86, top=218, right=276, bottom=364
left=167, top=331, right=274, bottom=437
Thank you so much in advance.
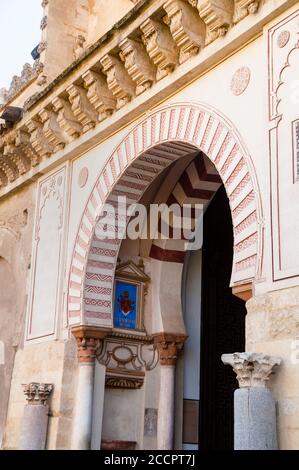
left=68, top=103, right=263, bottom=327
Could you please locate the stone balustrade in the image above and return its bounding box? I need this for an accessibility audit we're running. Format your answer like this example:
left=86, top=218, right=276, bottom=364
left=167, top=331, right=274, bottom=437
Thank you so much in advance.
left=0, top=0, right=262, bottom=189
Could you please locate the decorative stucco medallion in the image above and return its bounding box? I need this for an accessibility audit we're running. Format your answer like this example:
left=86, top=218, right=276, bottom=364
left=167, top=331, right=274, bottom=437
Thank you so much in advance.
left=277, top=30, right=290, bottom=48
left=78, top=167, right=89, bottom=188
left=230, top=66, right=251, bottom=96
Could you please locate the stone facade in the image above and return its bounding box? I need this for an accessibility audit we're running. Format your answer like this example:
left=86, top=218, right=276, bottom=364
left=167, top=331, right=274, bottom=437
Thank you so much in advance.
left=0, top=0, right=299, bottom=450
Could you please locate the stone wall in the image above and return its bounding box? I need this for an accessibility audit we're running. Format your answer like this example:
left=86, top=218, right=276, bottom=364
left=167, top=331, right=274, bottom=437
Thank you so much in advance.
left=0, top=184, right=35, bottom=448
left=3, top=338, right=77, bottom=450
left=246, top=286, right=299, bottom=449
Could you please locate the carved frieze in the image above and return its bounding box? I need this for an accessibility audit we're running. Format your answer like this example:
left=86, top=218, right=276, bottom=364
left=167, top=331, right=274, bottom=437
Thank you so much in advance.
left=140, top=18, right=179, bottom=81
left=82, top=70, right=116, bottom=121
left=105, top=370, right=144, bottom=389
left=119, top=38, right=156, bottom=95
left=164, top=0, right=206, bottom=63
left=100, top=54, right=135, bottom=109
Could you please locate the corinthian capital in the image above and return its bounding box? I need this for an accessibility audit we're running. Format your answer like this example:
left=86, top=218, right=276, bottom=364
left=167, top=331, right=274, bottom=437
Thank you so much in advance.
left=153, top=332, right=187, bottom=366
left=22, top=383, right=53, bottom=405
left=222, top=352, right=282, bottom=388
left=71, top=326, right=112, bottom=364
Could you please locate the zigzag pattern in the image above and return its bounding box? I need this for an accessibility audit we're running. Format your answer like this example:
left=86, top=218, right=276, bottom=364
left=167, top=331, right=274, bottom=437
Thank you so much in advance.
left=68, top=104, right=262, bottom=327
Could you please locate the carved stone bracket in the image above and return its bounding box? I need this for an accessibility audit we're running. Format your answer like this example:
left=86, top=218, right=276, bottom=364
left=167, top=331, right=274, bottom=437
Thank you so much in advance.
left=22, top=382, right=53, bottom=406
left=119, top=38, right=156, bottom=95
left=164, top=0, right=206, bottom=64
left=66, top=84, right=98, bottom=132
left=233, top=0, right=259, bottom=24
left=222, top=352, right=282, bottom=388
left=82, top=70, right=116, bottom=121
left=140, top=18, right=179, bottom=81
left=26, top=118, right=54, bottom=159
left=100, top=54, right=135, bottom=109
left=153, top=332, right=187, bottom=366
left=52, top=97, right=83, bottom=139
left=39, top=108, right=70, bottom=150
left=190, top=0, right=234, bottom=44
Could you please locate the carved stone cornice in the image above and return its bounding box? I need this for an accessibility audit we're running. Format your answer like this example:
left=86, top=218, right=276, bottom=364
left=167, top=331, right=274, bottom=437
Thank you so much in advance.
left=153, top=332, right=187, bottom=366
left=71, top=326, right=112, bottom=364
left=100, top=54, right=135, bottom=109
left=119, top=37, right=156, bottom=95
left=140, top=18, right=179, bottom=81
left=22, top=382, right=53, bottom=405
left=0, top=0, right=276, bottom=193
left=221, top=352, right=282, bottom=388
left=164, top=0, right=206, bottom=64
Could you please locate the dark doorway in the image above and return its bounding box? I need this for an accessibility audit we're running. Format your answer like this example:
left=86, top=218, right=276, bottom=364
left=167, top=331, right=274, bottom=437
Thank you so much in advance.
left=199, top=185, right=246, bottom=450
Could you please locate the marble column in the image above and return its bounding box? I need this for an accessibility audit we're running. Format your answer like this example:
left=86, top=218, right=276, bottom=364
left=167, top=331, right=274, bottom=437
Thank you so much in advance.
left=222, top=352, right=282, bottom=450
left=71, top=326, right=111, bottom=450
left=153, top=333, right=187, bottom=450
left=20, top=382, right=53, bottom=450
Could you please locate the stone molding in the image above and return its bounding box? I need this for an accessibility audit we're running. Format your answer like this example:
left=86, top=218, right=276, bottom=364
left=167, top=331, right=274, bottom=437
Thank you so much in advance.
left=22, top=382, right=53, bottom=405
left=71, top=326, right=112, bottom=364
left=153, top=332, right=187, bottom=366
left=0, top=0, right=280, bottom=191
left=221, top=352, right=282, bottom=388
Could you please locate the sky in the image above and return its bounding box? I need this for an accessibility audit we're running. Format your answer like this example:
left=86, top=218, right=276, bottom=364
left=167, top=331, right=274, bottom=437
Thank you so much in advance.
left=0, top=0, right=42, bottom=89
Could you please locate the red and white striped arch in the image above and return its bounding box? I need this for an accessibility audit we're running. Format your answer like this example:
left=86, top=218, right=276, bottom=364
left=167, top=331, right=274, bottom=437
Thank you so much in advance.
left=68, top=103, right=263, bottom=327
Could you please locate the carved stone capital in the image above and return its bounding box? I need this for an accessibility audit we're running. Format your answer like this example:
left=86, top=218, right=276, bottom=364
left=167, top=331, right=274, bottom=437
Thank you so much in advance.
left=119, top=37, right=156, bottom=95
left=153, top=332, right=187, bottom=366
left=164, top=0, right=206, bottom=64
left=140, top=18, right=178, bottom=81
left=71, top=326, right=112, bottom=364
left=22, top=382, right=53, bottom=405
left=222, top=352, right=282, bottom=388
left=194, top=0, right=234, bottom=44
left=100, top=54, right=135, bottom=109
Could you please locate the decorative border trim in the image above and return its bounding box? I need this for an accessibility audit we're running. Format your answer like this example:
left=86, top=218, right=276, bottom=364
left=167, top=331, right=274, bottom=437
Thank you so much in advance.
left=68, top=102, right=263, bottom=327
